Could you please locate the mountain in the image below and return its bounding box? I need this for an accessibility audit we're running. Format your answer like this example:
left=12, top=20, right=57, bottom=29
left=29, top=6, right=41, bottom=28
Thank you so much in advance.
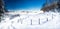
left=0, top=10, right=60, bottom=29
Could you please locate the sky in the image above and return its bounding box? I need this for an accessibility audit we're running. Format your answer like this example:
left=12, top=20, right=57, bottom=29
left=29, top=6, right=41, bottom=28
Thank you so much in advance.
left=4, top=0, right=46, bottom=10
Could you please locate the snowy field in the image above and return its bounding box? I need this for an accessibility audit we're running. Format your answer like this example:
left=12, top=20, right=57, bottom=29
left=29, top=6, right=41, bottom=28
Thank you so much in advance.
left=0, top=11, right=60, bottom=29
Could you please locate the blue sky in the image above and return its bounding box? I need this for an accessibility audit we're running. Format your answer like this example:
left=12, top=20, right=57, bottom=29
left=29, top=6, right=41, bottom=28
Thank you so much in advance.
left=4, top=0, right=46, bottom=10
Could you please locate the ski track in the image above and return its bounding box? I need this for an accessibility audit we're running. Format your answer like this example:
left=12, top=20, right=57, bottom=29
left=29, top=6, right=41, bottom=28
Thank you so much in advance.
left=0, top=12, right=60, bottom=29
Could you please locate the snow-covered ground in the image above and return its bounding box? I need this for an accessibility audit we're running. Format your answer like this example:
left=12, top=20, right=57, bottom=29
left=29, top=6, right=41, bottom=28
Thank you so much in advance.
left=0, top=11, right=60, bottom=29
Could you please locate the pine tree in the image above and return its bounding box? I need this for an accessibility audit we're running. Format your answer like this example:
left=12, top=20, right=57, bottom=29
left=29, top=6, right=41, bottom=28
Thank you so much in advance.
left=0, top=0, right=8, bottom=22
left=41, top=0, right=60, bottom=12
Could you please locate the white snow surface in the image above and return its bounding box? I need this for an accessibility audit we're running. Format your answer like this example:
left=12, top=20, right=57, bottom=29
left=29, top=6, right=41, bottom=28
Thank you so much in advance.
left=0, top=11, right=60, bottom=29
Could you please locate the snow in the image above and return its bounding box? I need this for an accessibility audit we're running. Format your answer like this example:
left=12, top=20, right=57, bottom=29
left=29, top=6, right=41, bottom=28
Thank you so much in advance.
left=0, top=11, right=60, bottom=29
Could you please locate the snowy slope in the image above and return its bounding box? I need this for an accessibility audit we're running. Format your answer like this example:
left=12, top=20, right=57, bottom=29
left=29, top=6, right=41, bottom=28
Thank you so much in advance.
left=0, top=11, right=60, bottom=29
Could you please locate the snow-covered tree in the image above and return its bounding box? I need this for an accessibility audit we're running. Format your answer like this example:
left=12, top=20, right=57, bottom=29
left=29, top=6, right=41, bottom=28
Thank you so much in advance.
left=0, top=0, right=8, bottom=22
